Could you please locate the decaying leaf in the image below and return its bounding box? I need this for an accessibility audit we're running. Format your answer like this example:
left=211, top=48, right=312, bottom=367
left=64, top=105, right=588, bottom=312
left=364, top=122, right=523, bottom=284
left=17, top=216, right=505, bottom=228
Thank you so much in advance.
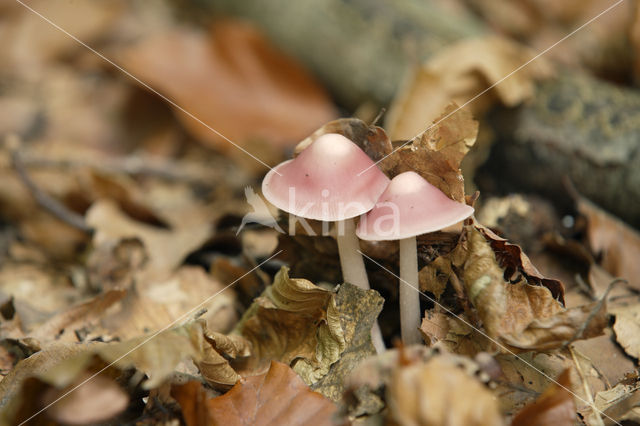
left=26, top=289, right=126, bottom=344
left=583, top=378, right=640, bottom=425
left=195, top=322, right=252, bottom=390
left=344, top=347, right=496, bottom=421
left=610, top=304, right=640, bottom=360
left=381, top=105, right=478, bottom=202
left=419, top=256, right=452, bottom=300
left=0, top=342, right=91, bottom=410
left=311, top=282, right=383, bottom=401
left=511, top=369, right=576, bottom=426
left=386, top=352, right=504, bottom=426
left=463, top=226, right=606, bottom=352
left=0, top=0, right=123, bottom=68
left=0, top=321, right=210, bottom=424
left=419, top=311, right=484, bottom=356
left=43, top=374, right=129, bottom=426
left=86, top=200, right=211, bottom=278
left=100, top=266, right=236, bottom=340
left=173, top=361, right=337, bottom=426
left=386, top=35, right=552, bottom=140
left=475, top=224, right=565, bottom=303
left=232, top=267, right=346, bottom=384
left=577, top=194, right=640, bottom=290
left=119, top=20, right=336, bottom=156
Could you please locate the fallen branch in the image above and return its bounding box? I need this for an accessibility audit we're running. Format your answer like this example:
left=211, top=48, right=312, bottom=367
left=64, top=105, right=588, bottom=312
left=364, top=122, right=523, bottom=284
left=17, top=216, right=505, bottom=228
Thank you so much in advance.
left=7, top=135, right=93, bottom=234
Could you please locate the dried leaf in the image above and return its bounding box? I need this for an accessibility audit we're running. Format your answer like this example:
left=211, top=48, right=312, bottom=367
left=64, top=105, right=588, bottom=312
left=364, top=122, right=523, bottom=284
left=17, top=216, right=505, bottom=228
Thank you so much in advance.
left=311, top=282, right=383, bottom=401
left=43, top=374, right=129, bottom=426
left=86, top=200, right=211, bottom=277
left=27, top=289, right=126, bottom=344
left=0, top=342, right=90, bottom=409
left=475, top=223, right=565, bottom=303
left=587, top=379, right=640, bottom=425
left=173, top=361, right=337, bottom=426
left=511, top=369, right=576, bottom=426
left=232, top=267, right=346, bottom=384
left=94, top=266, right=235, bottom=341
left=195, top=323, right=252, bottom=390
left=381, top=105, right=478, bottom=202
left=387, top=353, right=504, bottom=426
left=463, top=226, right=605, bottom=352
left=0, top=0, right=123, bottom=68
left=419, top=256, right=454, bottom=300
left=386, top=36, right=552, bottom=140
left=578, top=194, right=640, bottom=290
left=119, top=20, right=336, bottom=154
left=610, top=304, right=640, bottom=360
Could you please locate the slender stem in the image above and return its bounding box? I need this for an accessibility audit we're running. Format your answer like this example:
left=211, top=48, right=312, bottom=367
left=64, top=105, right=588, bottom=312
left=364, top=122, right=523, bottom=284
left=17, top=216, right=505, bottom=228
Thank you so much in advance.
left=336, top=218, right=369, bottom=289
left=336, top=218, right=386, bottom=353
left=399, top=237, right=422, bottom=345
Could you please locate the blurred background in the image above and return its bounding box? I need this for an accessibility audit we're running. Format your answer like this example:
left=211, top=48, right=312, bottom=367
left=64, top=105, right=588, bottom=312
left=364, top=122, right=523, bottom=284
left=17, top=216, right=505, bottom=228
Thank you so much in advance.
left=1, top=1, right=640, bottom=423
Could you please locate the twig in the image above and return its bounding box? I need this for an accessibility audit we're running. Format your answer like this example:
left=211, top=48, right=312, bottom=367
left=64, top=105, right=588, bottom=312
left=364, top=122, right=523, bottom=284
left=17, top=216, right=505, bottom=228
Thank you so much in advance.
left=370, top=108, right=386, bottom=127
left=15, top=154, right=223, bottom=186
left=7, top=135, right=93, bottom=233
left=563, top=278, right=626, bottom=348
left=569, top=345, right=604, bottom=426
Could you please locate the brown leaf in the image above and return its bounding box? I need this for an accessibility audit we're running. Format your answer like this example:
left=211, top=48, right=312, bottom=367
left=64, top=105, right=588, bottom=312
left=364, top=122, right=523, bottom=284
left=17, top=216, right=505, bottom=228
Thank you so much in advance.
left=27, top=289, right=126, bottom=344
left=310, top=282, right=383, bottom=401
left=86, top=200, right=211, bottom=278
left=610, top=304, right=640, bottom=360
left=0, top=342, right=91, bottom=408
left=386, top=35, right=552, bottom=140
left=97, top=266, right=235, bottom=341
left=381, top=104, right=479, bottom=202
left=586, top=379, right=640, bottom=425
left=419, top=256, right=454, bottom=301
left=119, top=20, right=336, bottom=155
left=231, top=267, right=346, bottom=384
left=387, top=353, right=504, bottom=426
left=511, top=370, right=575, bottom=426
left=195, top=322, right=252, bottom=390
left=43, top=374, right=129, bottom=426
left=0, top=0, right=123, bottom=69
left=577, top=194, right=640, bottom=290
left=475, top=223, right=565, bottom=303
left=173, top=361, right=337, bottom=426
left=463, top=226, right=605, bottom=352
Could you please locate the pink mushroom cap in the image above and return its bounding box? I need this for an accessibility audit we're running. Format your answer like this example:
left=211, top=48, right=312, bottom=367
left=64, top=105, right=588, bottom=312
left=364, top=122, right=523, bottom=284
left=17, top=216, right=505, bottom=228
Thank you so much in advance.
left=262, top=133, right=390, bottom=221
left=356, top=171, right=474, bottom=241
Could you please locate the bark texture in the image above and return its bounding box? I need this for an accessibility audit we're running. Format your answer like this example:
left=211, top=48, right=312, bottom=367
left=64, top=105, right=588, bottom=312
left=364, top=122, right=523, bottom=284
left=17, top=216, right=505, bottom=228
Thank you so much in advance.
left=489, top=72, right=640, bottom=227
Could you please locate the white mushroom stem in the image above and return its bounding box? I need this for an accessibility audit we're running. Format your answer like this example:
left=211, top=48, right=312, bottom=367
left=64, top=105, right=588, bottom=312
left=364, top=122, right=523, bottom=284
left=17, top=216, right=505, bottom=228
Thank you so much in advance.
left=336, top=217, right=386, bottom=353
left=336, top=218, right=369, bottom=290
left=399, top=236, right=422, bottom=345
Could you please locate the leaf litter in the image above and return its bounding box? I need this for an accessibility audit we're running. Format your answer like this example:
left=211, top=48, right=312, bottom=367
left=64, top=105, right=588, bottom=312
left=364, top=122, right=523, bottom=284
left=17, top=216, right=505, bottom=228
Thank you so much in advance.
left=0, top=2, right=639, bottom=425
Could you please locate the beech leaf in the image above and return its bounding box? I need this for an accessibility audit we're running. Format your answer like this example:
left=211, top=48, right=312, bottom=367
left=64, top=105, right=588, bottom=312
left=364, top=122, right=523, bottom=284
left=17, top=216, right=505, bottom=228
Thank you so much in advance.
left=172, top=361, right=337, bottom=426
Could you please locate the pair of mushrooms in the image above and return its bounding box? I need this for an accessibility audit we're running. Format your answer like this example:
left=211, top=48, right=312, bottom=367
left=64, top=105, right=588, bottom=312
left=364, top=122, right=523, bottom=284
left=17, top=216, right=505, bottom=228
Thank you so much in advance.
left=262, top=133, right=473, bottom=350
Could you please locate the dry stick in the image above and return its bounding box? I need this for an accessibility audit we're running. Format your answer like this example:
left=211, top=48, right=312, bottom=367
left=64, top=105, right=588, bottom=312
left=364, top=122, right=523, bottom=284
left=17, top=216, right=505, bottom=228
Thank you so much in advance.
left=570, top=346, right=604, bottom=426
left=563, top=278, right=626, bottom=349
left=9, top=142, right=92, bottom=234
left=18, top=155, right=223, bottom=186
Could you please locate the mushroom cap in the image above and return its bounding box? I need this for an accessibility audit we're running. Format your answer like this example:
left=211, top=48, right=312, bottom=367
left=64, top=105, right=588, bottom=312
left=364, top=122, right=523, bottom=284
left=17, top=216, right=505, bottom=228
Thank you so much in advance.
left=262, top=133, right=390, bottom=221
left=356, top=171, right=474, bottom=241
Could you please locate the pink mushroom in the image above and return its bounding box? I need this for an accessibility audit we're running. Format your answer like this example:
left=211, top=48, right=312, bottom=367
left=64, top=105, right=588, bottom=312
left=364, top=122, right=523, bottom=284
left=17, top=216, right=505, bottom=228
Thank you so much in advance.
left=262, top=133, right=389, bottom=352
left=357, top=171, right=474, bottom=345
